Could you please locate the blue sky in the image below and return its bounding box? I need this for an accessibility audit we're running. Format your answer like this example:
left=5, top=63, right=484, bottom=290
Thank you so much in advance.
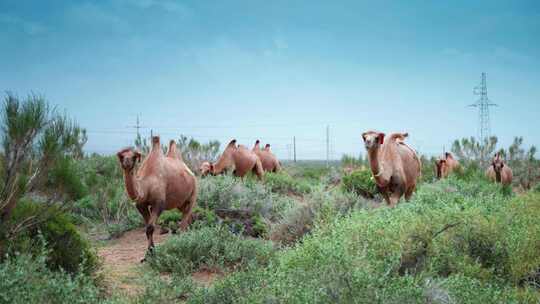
left=1, top=0, right=539, bottom=159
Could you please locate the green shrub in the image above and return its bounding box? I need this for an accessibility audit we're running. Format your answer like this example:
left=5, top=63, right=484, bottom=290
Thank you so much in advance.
left=192, top=207, right=220, bottom=229
left=264, top=172, right=311, bottom=195
left=197, top=175, right=295, bottom=222
left=0, top=252, right=102, bottom=304
left=188, top=179, right=540, bottom=303
left=47, top=157, right=88, bottom=200
left=148, top=226, right=275, bottom=277
left=4, top=199, right=98, bottom=275
left=341, top=169, right=377, bottom=198
left=72, top=184, right=141, bottom=239
left=158, top=209, right=182, bottom=232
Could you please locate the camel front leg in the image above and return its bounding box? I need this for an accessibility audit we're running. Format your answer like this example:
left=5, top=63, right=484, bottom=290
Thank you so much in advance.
left=146, top=205, right=163, bottom=252
left=136, top=203, right=150, bottom=226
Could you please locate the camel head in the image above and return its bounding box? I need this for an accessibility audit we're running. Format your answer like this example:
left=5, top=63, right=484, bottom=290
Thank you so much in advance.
left=152, top=136, right=160, bottom=148
left=199, top=161, right=214, bottom=177
left=435, top=158, right=446, bottom=179
left=117, top=148, right=142, bottom=172
left=253, top=140, right=261, bottom=151
left=362, top=131, right=385, bottom=150
left=492, top=153, right=505, bottom=173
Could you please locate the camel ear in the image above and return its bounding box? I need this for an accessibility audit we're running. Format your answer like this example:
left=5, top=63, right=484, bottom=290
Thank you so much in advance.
left=116, top=151, right=124, bottom=161
left=361, top=132, right=368, bottom=142
left=378, top=133, right=385, bottom=145
left=402, top=132, right=409, bottom=138
left=134, top=151, right=142, bottom=163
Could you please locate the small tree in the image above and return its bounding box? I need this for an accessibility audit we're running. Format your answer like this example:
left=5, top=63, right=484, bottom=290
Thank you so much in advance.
left=177, top=135, right=220, bottom=172
left=0, top=92, right=86, bottom=227
left=500, top=137, right=539, bottom=190
left=451, top=136, right=498, bottom=167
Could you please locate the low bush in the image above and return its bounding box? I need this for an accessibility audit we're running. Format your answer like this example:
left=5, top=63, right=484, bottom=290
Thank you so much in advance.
left=147, top=226, right=275, bottom=277
left=47, top=157, right=88, bottom=201
left=3, top=199, right=98, bottom=275
left=72, top=184, right=141, bottom=239
left=188, top=178, right=540, bottom=303
left=197, top=175, right=294, bottom=222
left=264, top=172, right=311, bottom=196
left=270, top=189, right=367, bottom=246
left=0, top=250, right=102, bottom=304
left=341, top=169, right=377, bottom=198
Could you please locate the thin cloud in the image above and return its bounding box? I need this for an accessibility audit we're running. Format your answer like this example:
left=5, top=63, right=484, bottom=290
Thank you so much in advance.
left=0, top=13, right=47, bottom=36
left=117, top=0, right=190, bottom=15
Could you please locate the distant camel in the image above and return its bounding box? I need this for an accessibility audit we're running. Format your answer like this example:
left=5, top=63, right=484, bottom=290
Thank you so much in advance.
left=435, top=152, right=460, bottom=179
left=486, top=152, right=513, bottom=186
left=201, top=139, right=264, bottom=180
left=117, top=137, right=197, bottom=260
left=252, top=140, right=281, bottom=173
left=362, top=131, right=421, bottom=207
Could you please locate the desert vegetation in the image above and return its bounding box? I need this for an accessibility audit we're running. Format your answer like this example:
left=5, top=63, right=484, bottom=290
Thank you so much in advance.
left=1, top=93, right=540, bottom=303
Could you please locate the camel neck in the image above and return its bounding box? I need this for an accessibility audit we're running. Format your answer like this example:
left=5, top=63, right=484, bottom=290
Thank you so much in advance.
left=123, top=169, right=139, bottom=201
left=495, top=170, right=502, bottom=183
left=367, top=147, right=385, bottom=186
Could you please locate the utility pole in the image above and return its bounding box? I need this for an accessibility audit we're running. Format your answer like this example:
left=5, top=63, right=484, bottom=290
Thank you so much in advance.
left=326, top=125, right=330, bottom=168
left=469, top=72, right=497, bottom=162
left=293, top=136, right=297, bottom=163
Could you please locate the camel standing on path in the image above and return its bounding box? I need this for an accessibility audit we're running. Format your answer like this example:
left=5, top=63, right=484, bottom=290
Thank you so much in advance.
left=362, top=131, right=421, bottom=207
left=252, top=140, right=281, bottom=173
left=435, top=152, right=460, bottom=179
left=117, top=137, right=197, bottom=259
left=486, top=152, right=513, bottom=186
left=202, top=139, right=264, bottom=180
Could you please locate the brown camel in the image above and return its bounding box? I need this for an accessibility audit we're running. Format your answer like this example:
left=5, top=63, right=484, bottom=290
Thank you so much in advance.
left=486, top=152, right=513, bottom=186
left=252, top=140, right=281, bottom=173
left=204, top=139, right=264, bottom=179
left=362, top=131, right=422, bottom=207
left=435, top=152, right=460, bottom=179
left=117, top=136, right=197, bottom=259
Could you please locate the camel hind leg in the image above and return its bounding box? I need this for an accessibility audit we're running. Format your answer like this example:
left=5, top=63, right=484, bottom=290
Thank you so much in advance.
left=179, top=189, right=197, bottom=231
left=253, top=159, right=264, bottom=180
left=404, top=185, right=416, bottom=202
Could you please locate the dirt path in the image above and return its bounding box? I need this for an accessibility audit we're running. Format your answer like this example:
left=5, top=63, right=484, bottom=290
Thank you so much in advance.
left=97, top=228, right=170, bottom=297
left=97, top=228, right=220, bottom=298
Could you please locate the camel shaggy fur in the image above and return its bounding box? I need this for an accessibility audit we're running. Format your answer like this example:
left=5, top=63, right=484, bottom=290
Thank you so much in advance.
left=117, top=136, right=197, bottom=259
left=486, top=152, right=513, bottom=186
left=362, top=131, right=421, bottom=207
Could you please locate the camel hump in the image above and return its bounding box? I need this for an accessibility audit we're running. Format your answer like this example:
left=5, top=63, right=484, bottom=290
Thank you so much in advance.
left=388, top=132, right=408, bottom=142
left=264, top=144, right=271, bottom=151
left=228, top=139, right=237, bottom=147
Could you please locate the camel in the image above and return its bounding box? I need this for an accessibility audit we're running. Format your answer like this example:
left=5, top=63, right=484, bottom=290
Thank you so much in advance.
left=435, top=152, right=460, bottom=179
left=117, top=136, right=197, bottom=259
left=362, top=131, right=422, bottom=207
left=202, top=139, right=264, bottom=179
left=486, top=152, right=513, bottom=186
left=252, top=140, right=281, bottom=173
